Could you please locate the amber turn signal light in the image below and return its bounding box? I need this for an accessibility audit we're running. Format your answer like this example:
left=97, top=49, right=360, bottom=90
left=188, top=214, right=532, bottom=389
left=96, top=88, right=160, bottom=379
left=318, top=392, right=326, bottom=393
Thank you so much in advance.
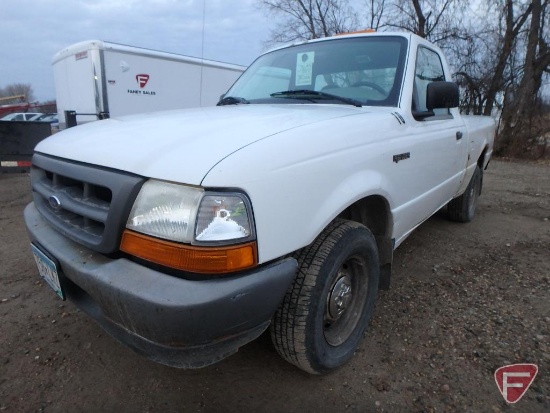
left=120, top=230, right=258, bottom=274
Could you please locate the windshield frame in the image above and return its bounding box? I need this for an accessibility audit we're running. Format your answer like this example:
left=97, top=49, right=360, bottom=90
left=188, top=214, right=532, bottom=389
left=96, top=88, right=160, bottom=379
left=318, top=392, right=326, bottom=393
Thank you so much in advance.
left=225, top=35, right=409, bottom=108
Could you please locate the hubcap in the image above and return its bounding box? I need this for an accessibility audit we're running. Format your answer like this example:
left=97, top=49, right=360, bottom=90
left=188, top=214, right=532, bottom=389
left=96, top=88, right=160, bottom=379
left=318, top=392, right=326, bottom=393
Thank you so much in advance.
left=327, top=273, right=353, bottom=321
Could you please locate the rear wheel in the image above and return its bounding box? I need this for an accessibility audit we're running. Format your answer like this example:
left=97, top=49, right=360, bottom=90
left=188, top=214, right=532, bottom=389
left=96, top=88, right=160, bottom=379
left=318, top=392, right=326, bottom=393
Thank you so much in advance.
left=270, top=219, right=379, bottom=374
left=448, top=165, right=482, bottom=223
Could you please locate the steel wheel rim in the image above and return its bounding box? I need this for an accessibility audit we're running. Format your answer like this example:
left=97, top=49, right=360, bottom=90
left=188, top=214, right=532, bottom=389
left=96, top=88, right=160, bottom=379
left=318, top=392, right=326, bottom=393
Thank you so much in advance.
left=324, top=254, right=369, bottom=347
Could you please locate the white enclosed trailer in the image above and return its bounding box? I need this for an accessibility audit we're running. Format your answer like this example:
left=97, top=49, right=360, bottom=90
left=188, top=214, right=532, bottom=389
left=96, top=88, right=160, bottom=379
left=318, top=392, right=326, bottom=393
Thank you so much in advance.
left=52, top=40, right=246, bottom=127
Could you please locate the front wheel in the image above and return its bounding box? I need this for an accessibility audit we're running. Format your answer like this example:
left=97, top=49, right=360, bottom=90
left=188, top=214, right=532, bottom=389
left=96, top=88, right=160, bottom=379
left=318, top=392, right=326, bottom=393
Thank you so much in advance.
left=270, top=219, right=379, bottom=374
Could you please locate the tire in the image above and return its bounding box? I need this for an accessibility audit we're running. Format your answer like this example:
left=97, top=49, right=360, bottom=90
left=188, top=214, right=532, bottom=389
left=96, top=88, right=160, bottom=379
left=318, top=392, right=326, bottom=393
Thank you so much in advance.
left=447, top=165, right=482, bottom=223
left=270, top=219, right=379, bottom=374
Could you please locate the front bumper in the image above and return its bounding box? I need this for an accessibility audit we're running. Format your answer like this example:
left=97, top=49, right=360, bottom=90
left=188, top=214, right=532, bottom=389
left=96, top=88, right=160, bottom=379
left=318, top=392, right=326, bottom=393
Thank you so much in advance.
left=24, top=202, right=297, bottom=368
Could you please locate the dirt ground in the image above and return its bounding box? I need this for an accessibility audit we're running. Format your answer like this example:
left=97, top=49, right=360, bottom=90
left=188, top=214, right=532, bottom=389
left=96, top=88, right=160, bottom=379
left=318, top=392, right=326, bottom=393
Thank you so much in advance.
left=0, top=159, right=549, bottom=413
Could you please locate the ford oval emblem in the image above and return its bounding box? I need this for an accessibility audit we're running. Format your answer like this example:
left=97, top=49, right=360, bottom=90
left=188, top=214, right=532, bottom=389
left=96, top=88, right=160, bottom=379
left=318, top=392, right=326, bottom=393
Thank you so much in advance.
left=48, top=195, right=61, bottom=210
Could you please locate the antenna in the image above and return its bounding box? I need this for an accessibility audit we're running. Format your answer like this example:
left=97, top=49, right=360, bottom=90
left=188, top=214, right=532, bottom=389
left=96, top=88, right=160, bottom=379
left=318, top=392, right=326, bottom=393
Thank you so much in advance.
left=199, top=0, right=206, bottom=106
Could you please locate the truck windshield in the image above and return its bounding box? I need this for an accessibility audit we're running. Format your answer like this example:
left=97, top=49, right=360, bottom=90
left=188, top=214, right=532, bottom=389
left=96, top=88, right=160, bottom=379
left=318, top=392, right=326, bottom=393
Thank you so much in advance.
left=225, top=36, right=408, bottom=107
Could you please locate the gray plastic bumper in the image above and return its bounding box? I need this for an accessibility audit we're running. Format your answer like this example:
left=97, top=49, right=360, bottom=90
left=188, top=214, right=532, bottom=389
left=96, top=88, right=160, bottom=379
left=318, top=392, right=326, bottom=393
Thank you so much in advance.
left=24, top=202, right=297, bottom=368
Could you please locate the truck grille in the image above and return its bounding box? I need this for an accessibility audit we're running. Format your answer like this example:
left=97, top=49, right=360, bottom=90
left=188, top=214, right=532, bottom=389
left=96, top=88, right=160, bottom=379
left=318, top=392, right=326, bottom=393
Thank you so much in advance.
left=31, top=153, right=145, bottom=254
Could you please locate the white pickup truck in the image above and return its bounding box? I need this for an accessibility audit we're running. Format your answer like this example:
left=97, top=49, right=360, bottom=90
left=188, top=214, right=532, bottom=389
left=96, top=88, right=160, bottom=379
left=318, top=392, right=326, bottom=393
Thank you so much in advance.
left=24, top=31, right=495, bottom=374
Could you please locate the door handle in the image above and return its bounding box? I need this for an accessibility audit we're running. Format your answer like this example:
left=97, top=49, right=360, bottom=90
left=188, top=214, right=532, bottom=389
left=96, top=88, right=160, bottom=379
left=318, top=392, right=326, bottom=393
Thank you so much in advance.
left=456, top=131, right=463, bottom=140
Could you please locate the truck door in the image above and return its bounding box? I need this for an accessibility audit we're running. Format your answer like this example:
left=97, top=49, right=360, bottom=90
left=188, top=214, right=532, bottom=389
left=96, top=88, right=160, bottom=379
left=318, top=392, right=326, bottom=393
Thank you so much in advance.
left=393, top=46, right=467, bottom=238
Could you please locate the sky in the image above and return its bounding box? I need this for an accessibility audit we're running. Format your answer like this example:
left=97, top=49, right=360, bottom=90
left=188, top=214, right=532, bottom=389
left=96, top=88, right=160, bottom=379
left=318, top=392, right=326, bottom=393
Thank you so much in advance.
left=0, top=0, right=275, bottom=102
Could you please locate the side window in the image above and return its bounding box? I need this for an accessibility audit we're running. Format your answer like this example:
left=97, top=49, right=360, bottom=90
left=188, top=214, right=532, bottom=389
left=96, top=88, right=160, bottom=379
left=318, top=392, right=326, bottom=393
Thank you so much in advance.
left=413, top=47, right=448, bottom=116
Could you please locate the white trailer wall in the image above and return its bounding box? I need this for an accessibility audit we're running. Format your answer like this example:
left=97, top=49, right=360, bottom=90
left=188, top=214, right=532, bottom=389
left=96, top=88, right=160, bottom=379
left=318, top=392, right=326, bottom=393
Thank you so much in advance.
left=53, top=41, right=246, bottom=126
left=53, top=45, right=104, bottom=124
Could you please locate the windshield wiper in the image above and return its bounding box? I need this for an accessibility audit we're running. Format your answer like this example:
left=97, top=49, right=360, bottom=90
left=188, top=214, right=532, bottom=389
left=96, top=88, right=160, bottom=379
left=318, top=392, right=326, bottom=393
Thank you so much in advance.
left=217, top=96, right=250, bottom=106
left=270, top=90, right=362, bottom=107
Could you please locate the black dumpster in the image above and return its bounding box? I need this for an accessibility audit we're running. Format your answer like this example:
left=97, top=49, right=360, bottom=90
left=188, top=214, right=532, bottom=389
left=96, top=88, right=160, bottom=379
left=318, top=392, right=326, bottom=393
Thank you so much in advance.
left=0, top=121, right=52, bottom=173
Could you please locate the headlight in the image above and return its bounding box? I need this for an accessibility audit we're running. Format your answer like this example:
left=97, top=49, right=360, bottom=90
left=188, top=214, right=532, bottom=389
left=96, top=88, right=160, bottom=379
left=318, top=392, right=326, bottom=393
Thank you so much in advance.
left=126, top=180, right=255, bottom=245
left=195, top=193, right=254, bottom=243
left=126, top=180, right=203, bottom=243
left=121, top=180, right=257, bottom=274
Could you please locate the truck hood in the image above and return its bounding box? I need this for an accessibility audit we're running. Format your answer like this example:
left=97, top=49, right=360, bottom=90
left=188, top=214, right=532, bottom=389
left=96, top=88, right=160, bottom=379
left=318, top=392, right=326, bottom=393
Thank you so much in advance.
left=36, top=105, right=366, bottom=184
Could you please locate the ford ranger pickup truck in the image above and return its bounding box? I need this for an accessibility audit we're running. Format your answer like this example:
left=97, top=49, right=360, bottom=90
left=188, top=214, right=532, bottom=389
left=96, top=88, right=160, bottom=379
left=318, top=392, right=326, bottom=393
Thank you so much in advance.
left=24, top=31, right=495, bottom=374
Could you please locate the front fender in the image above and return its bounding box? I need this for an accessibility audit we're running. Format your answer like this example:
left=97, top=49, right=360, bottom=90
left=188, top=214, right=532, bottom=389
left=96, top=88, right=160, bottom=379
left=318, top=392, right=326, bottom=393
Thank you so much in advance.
left=309, top=169, right=394, bottom=240
left=201, top=112, right=400, bottom=264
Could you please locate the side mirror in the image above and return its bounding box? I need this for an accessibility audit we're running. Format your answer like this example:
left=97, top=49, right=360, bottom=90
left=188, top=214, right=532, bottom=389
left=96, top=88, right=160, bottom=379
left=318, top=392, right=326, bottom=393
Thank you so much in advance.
left=426, top=81, right=459, bottom=110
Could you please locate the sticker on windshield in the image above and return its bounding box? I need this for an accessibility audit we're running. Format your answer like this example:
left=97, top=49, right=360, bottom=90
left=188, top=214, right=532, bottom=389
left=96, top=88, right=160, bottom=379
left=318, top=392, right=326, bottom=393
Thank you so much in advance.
left=296, top=52, right=315, bottom=86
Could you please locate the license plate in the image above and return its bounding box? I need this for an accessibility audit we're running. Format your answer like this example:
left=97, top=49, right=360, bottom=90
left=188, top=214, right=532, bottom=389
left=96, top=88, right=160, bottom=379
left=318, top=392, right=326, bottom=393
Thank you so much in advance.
left=31, top=244, right=65, bottom=300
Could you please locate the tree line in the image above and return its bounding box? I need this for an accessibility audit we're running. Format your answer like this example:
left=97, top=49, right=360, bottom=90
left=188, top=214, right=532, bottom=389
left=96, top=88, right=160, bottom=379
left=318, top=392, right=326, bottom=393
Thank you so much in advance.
left=260, top=0, right=550, bottom=158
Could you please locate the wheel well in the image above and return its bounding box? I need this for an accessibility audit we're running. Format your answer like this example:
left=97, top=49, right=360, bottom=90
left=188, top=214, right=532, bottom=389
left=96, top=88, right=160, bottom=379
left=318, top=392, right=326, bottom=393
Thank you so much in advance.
left=476, top=147, right=488, bottom=195
left=478, top=146, right=488, bottom=169
left=337, top=196, right=390, bottom=238
left=337, top=195, right=393, bottom=289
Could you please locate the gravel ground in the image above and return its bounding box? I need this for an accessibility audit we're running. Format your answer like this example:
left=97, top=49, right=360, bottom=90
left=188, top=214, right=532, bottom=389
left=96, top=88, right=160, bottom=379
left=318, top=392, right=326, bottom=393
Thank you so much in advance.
left=0, top=159, right=549, bottom=413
